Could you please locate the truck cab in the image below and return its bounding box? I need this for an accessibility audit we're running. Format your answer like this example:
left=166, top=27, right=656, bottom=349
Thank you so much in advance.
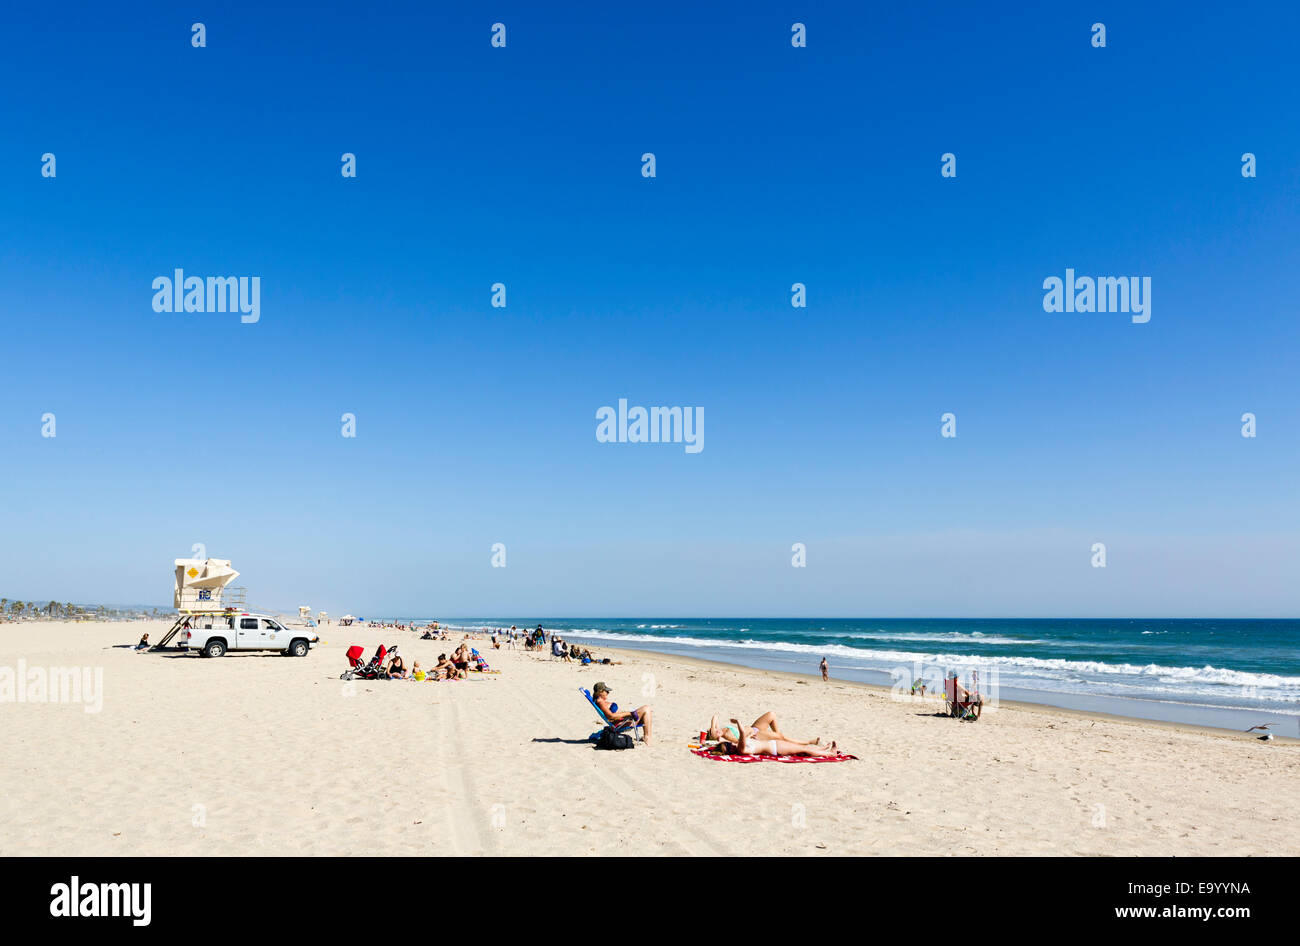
left=181, top=611, right=318, bottom=658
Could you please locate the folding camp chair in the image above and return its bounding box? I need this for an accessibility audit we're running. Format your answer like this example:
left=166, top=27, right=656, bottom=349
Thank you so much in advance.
left=944, top=674, right=983, bottom=720
left=579, top=687, right=644, bottom=742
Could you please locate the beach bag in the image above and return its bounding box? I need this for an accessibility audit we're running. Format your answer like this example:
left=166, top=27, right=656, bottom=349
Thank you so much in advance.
left=596, top=727, right=633, bottom=750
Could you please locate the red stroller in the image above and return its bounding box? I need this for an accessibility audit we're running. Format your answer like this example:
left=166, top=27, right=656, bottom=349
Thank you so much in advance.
left=340, top=644, right=394, bottom=680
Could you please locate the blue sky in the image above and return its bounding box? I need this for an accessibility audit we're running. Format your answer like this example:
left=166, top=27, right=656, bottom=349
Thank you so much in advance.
left=1, top=1, right=1298, bottom=616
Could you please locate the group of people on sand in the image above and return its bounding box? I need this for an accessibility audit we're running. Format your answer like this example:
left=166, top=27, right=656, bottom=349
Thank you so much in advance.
left=399, top=623, right=630, bottom=665
left=587, top=685, right=847, bottom=757
left=385, top=642, right=488, bottom=681
left=486, top=624, right=616, bottom=665
left=552, top=637, right=617, bottom=665
left=519, top=625, right=549, bottom=650
left=371, top=620, right=506, bottom=643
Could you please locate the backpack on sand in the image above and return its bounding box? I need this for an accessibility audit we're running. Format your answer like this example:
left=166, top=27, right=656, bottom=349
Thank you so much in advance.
left=595, top=727, right=634, bottom=750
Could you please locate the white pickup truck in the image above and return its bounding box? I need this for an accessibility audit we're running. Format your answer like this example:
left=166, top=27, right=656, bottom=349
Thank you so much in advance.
left=181, top=611, right=319, bottom=658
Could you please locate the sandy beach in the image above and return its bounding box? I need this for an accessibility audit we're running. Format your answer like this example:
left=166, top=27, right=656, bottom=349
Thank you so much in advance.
left=1, top=619, right=1296, bottom=857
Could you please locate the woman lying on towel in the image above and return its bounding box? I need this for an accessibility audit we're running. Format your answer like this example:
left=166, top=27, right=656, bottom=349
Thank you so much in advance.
left=707, top=712, right=823, bottom=748
left=717, top=718, right=846, bottom=758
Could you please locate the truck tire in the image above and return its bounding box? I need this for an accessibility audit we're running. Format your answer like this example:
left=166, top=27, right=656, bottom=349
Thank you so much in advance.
left=204, top=639, right=227, bottom=658
left=289, top=639, right=309, bottom=657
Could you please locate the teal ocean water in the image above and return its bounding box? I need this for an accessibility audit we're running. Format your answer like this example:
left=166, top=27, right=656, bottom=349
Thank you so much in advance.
left=385, top=617, right=1300, bottom=733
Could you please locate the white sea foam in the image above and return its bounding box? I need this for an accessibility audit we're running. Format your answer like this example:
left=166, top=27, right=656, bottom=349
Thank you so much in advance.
left=843, top=630, right=1042, bottom=646
left=402, top=621, right=1300, bottom=709
left=558, top=628, right=1300, bottom=703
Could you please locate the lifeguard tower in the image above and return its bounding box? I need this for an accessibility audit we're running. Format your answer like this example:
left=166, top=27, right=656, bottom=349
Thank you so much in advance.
left=153, top=558, right=247, bottom=649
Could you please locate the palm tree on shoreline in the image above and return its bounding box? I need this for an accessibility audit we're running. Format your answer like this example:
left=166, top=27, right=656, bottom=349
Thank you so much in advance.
left=0, top=598, right=155, bottom=621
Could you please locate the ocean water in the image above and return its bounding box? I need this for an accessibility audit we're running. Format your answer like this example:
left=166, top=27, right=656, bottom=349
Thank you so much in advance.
left=385, top=617, right=1300, bottom=734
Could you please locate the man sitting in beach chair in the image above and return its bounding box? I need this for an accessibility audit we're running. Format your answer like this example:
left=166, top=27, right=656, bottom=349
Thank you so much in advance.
left=586, top=682, right=654, bottom=745
left=944, top=673, right=983, bottom=720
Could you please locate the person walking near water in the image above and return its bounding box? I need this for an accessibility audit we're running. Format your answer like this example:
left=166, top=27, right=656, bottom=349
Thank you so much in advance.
left=820, top=656, right=829, bottom=681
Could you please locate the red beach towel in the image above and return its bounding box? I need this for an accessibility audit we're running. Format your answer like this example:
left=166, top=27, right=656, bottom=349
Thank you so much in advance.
left=690, top=747, right=857, bottom=764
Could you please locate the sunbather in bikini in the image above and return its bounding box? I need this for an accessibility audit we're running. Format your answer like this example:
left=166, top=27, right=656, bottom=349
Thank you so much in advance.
left=723, top=719, right=845, bottom=758
left=593, top=682, right=653, bottom=745
left=707, top=712, right=821, bottom=746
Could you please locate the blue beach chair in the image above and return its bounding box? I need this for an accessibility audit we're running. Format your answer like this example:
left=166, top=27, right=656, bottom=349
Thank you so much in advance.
left=579, top=687, right=643, bottom=742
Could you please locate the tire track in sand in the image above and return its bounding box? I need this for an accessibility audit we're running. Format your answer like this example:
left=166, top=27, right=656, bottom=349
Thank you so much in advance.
left=433, top=685, right=495, bottom=855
